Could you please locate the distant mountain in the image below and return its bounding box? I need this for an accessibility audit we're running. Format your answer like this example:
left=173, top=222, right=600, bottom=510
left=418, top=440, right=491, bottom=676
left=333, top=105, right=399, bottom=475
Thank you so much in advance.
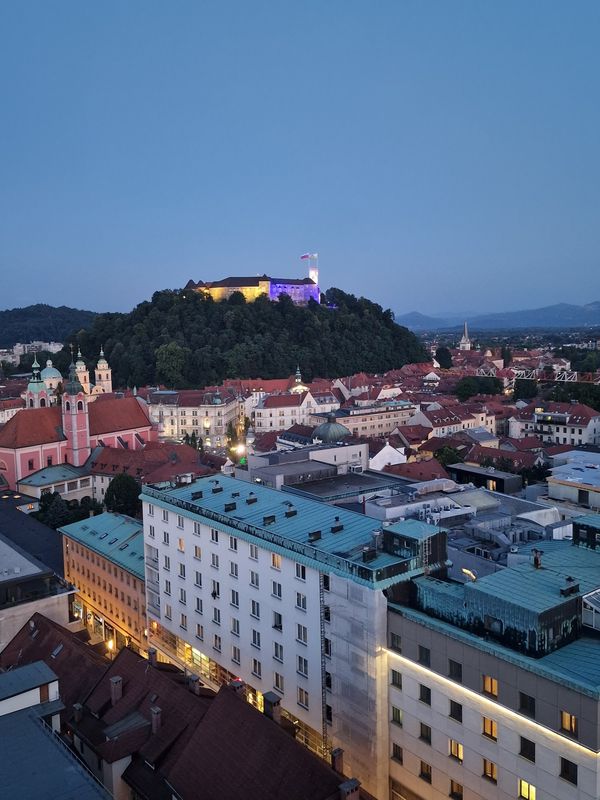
left=397, top=301, right=600, bottom=331
left=0, top=304, right=98, bottom=348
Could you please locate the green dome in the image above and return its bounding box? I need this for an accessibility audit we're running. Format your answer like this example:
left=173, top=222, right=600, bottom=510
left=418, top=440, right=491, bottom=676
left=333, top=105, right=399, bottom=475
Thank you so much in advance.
left=312, top=413, right=351, bottom=443
left=41, top=359, right=63, bottom=380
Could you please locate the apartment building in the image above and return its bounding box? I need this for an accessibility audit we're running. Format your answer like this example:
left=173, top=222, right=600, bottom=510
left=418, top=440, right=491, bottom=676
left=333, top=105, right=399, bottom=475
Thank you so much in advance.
left=509, top=402, right=600, bottom=446
left=60, top=512, right=147, bottom=654
left=310, top=401, right=416, bottom=439
left=387, top=537, right=600, bottom=800
left=254, top=390, right=340, bottom=432
left=141, top=474, right=444, bottom=799
left=148, top=388, right=243, bottom=447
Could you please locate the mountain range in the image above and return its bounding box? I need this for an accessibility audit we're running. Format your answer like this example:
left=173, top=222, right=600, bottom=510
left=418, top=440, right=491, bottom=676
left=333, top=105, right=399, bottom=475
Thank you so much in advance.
left=396, top=302, right=600, bottom=331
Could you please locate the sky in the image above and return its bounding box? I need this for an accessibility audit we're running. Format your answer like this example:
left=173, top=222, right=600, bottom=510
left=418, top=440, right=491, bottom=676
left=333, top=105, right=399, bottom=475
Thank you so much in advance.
left=1, top=1, right=599, bottom=315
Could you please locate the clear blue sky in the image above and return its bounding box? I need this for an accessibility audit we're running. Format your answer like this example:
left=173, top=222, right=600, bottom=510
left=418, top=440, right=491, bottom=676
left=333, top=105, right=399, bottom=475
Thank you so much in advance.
left=1, top=1, right=599, bottom=314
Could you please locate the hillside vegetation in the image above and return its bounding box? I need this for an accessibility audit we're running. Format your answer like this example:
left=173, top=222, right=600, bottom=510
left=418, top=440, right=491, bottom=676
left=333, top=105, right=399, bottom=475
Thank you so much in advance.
left=0, top=304, right=97, bottom=348
left=68, top=288, right=427, bottom=388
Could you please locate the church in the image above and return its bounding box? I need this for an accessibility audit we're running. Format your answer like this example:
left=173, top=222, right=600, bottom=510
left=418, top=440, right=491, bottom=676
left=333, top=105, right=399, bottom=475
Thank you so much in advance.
left=0, top=353, right=157, bottom=490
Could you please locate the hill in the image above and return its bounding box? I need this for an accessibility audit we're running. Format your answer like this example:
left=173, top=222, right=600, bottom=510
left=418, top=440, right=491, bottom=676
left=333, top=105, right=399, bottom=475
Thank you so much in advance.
left=67, top=288, right=428, bottom=388
left=0, top=304, right=98, bottom=348
left=395, top=311, right=451, bottom=330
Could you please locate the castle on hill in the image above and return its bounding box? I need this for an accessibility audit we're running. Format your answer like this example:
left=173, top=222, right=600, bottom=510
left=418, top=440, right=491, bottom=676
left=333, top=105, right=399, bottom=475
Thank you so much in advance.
left=184, top=256, right=320, bottom=305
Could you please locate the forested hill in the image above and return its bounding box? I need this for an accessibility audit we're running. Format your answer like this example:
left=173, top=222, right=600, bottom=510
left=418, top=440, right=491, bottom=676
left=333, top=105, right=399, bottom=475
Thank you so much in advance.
left=0, top=304, right=97, bottom=348
left=68, top=288, right=428, bottom=388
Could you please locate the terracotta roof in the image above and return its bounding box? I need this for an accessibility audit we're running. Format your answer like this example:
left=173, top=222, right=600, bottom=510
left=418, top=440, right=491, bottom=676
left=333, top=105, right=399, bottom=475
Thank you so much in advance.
left=89, top=397, right=153, bottom=435
left=0, top=613, right=108, bottom=725
left=89, top=444, right=215, bottom=483
left=0, top=398, right=25, bottom=410
left=0, top=406, right=64, bottom=448
left=261, top=392, right=306, bottom=408
left=252, top=430, right=284, bottom=452
left=384, top=459, right=449, bottom=481
left=464, top=444, right=540, bottom=472
left=395, top=424, right=432, bottom=446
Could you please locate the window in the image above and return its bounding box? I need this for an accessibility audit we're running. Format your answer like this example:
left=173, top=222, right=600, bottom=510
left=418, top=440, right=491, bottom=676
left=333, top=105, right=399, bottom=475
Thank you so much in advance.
left=271, top=553, right=281, bottom=570
left=194, top=570, right=202, bottom=588
left=391, top=706, right=403, bottom=726
left=163, top=555, right=170, bottom=571
left=179, top=588, right=186, bottom=604
left=163, top=531, right=170, bottom=545
left=149, top=524, right=155, bottom=539
left=164, top=604, right=172, bottom=620
left=519, top=779, right=536, bottom=800
left=560, top=758, right=578, bottom=785
left=193, top=522, right=201, bottom=536
left=195, top=597, right=203, bottom=614
left=194, top=545, right=202, bottom=560
left=164, top=579, right=171, bottom=595
left=230, top=561, right=238, bottom=578
left=211, top=579, right=220, bottom=598
left=179, top=563, right=186, bottom=578
left=482, top=674, right=498, bottom=697
left=323, top=574, right=330, bottom=591
left=251, top=600, right=260, bottom=619
left=449, top=700, right=462, bottom=722
left=296, top=624, right=307, bottom=645
left=295, top=592, right=307, bottom=611
left=211, top=553, right=219, bottom=569
left=231, top=617, right=240, bottom=636
left=252, top=629, right=261, bottom=649
left=232, top=645, right=240, bottom=664
left=482, top=717, right=498, bottom=741
left=162, top=509, right=169, bottom=522
left=420, top=723, right=431, bottom=744
left=519, top=692, right=536, bottom=718
left=392, top=743, right=403, bottom=763
left=229, top=535, right=238, bottom=551
left=271, top=580, right=282, bottom=599
left=212, top=608, right=221, bottom=625
left=389, top=632, right=402, bottom=653
left=180, top=613, right=187, bottom=630
left=391, top=669, right=402, bottom=688
left=177, top=515, right=184, bottom=529
left=297, top=655, right=308, bottom=676
left=297, top=687, right=309, bottom=709
left=419, top=762, right=432, bottom=784
left=519, top=737, right=535, bottom=762
left=295, top=563, right=306, bottom=581
left=419, top=684, right=431, bottom=705
left=249, top=544, right=258, bottom=560
left=449, top=780, right=463, bottom=800
left=274, top=642, right=284, bottom=662
left=273, top=611, right=283, bottom=631
left=213, top=634, right=221, bottom=652
left=561, top=710, right=578, bottom=737
left=195, top=623, right=204, bottom=640
left=418, top=645, right=431, bottom=666
left=448, top=659, right=462, bottom=682
left=252, top=658, right=262, bottom=679
left=148, top=503, right=154, bottom=517
left=230, top=589, right=239, bottom=608
left=250, top=570, right=259, bottom=588
left=274, top=672, right=284, bottom=693
left=449, top=739, right=463, bottom=763
left=483, top=759, right=497, bottom=783
left=210, top=529, right=219, bottom=543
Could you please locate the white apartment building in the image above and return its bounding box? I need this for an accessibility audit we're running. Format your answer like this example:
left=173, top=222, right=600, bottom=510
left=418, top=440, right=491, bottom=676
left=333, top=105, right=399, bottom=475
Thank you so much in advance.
left=141, top=474, right=443, bottom=799
left=254, top=390, right=340, bottom=432
left=509, top=402, right=600, bottom=447
left=310, top=401, right=416, bottom=439
left=148, top=388, right=243, bottom=447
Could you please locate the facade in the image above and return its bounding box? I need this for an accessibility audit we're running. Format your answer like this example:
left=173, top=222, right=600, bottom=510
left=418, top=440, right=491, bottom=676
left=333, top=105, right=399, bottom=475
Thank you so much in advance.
left=509, top=402, right=600, bottom=447
left=141, top=474, right=444, bottom=799
left=310, top=401, right=416, bottom=439
left=60, top=512, right=147, bottom=654
left=0, top=397, right=24, bottom=424
left=547, top=452, right=600, bottom=511
left=255, top=390, right=340, bottom=432
left=148, top=387, right=243, bottom=447
left=185, top=269, right=320, bottom=305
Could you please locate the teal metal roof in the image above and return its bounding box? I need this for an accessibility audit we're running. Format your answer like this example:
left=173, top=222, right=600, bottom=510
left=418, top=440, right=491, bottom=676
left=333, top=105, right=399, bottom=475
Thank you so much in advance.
left=19, top=464, right=86, bottom=487
left=387, top=518, right=440, bottom=542
left=142, top=475, right=439, bottom=587
left=574, top=513, right=600, bottom=530
left=59, top=512, right=145, bottom=580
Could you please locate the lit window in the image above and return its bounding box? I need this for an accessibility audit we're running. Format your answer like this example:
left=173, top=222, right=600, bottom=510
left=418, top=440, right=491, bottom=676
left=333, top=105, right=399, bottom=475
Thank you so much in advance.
left=482, top=674, right=498, bottom=697
left=194, top=545, right=202, bottom=560
left=449, top=739, right=463, bottom=763
left=561, top=710, right=578, bottom=737
left=449, top=780, right=463, bottom=800
left=518, top=779, right=536, bottom=800
left=271, top=553, right=282, bottom=570
left=482, top=717, right=498, bottom=740
left=483, top=759, right=497, bottom=783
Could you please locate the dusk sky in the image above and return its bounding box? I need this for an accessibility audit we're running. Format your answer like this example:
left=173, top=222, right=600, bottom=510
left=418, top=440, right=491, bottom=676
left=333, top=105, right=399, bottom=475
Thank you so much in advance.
left=1, top=2, right=599, bottom=315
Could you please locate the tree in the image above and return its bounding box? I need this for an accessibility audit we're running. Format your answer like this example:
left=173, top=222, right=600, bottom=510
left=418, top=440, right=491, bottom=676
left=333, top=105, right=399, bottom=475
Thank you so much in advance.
left=155, top=342, right=186, bottom=388
left=501, top=346, right=512, bottom=368
left=46, top=494, right=71, bottom=529
left=455, top=377, right=479, bottom=401
left=104, top=473, right=142, bottom=518
left=436, top=446, right=464, bottom=467
left=513, top=379, right=538, bottom=400
left=435, top=346, right=453, bottom=369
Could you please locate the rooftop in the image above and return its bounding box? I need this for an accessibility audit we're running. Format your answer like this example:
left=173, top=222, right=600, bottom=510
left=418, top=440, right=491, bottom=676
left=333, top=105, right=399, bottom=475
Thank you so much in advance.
left=59, top=513, right=145, bottom=580
left=0, top=660, right=57, bottom=702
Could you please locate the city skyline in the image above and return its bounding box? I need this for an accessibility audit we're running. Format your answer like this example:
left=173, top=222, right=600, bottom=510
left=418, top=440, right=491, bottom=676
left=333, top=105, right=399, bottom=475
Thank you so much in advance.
left=2, top=2, right=599, bottom=313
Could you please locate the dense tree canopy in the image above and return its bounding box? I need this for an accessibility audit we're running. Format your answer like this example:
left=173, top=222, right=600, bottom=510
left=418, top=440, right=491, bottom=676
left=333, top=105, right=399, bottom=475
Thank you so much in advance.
left=455, top=376, right=503, bottom=401
left=104, top=473, right=142, bottom=518
left=0, top=304, right=97, bottom=348
left=63, top=288, right=428, bottom=388
left=435, top=346, right=453, bottom=369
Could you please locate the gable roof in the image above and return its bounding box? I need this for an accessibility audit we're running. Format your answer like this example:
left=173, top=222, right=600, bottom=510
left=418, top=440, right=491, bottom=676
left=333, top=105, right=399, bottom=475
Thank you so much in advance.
left=384, top=459, right=449, bottom=481
left=0, top=406, right=64, bottom=448
left=89, top=397, right=153, bottom=435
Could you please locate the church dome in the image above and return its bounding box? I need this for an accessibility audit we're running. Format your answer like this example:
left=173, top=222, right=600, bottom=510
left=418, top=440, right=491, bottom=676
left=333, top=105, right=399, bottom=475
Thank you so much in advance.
left=40, top=359, right=63, bottom=380
left=312, top=413, right=351, bottom=443
left=75, top=347, right=86, bottom=368
left=96, top=347, right=109, bottom=368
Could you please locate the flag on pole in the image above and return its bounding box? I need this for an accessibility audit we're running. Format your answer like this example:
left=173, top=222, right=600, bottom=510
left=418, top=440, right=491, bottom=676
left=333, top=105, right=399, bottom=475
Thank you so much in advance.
left=300, top=252, right=318, bottom=259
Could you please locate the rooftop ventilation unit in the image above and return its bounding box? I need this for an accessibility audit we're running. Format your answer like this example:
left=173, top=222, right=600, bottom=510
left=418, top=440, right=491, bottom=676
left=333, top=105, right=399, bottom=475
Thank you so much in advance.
left=362, top=546, right=377, bottom=563
left=224, top=502, right=236, bottom=512
left=285, top=507, right=297, bottom=518
left=191, top=490, right=203, bottom=501
left=263, top=515, right=276, bottom=525
left=246, top=493, right=258, bottom=505
left=308, top=530, right=322, bottom=542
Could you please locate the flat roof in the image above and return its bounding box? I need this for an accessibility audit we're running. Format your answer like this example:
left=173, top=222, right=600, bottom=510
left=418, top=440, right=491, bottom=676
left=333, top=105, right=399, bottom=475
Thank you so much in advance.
left=449, top=462, right=518, bottom=480
left=0, top=494, right=64, bottom=575
left=284, top=471, right=403, bottom=501
left=142, top=475, right=442, bottom=587
left=18, top=463, right=86, bottom=487
left=550, top=463, right=600, bottom=489
left=59, top=513, right=145, bottom=580
left=0, top=534, right=44, bottom=583
left=574, top=513, right=600, bottom=530
left=0, top=660, right=57, bottom=702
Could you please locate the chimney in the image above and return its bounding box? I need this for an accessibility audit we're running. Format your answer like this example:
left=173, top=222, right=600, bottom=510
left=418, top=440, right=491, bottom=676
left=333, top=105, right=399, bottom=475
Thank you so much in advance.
left=147, top=648, right=157, bottom=667
left=229, top=678, right=246, bottom=697
left=339, top=779, right=360, bottom=799
left=262, top=691, right=281, bottom=724
left=331, top=747, right=344, bottom=775
left=188, top=674, right=200, bottom=695
left=72, top=702, right=83, bottom=723
left=110, top=676, right=123, bottom=706
left=151, top=706, right=161, bottom=734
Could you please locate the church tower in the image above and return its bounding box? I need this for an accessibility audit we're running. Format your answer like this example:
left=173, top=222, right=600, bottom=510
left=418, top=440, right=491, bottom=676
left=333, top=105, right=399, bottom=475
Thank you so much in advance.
left=459, top=321, right=472, bottom=351
left=62, top=359, right=91, bottom=466
left=75, top=348, right=91, bottom=394
left=94, top=347, right=113, bottom=394
left=25, top=356, right=51, bottom=408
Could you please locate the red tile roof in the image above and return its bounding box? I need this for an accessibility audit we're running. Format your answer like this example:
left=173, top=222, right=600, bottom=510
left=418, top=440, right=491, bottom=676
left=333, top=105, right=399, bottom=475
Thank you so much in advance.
left=0, top=406, right=64, bottom=448
left=261, top=392, right=306, bottom=408
left=90, top=443, right=215, bottom=483
left=384, top=459, right=449, bottom=481
left=89, top=396, right=153, bottom=435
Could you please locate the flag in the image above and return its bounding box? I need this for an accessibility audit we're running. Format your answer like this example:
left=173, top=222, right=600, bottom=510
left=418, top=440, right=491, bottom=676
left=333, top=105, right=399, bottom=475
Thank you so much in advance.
left=300, top=252, right=318, bottom=259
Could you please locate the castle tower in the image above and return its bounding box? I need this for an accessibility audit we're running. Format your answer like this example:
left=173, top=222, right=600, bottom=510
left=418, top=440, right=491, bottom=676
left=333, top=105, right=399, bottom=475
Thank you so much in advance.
left=25, top=356, right=51, bottom=408
left=459, top=321, right=472, bottom=351
left=75, top=348, right=91, bottom=394
left=94, top=347, right=113, bottom=394
left=62, top=360, right=91, bottom=466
